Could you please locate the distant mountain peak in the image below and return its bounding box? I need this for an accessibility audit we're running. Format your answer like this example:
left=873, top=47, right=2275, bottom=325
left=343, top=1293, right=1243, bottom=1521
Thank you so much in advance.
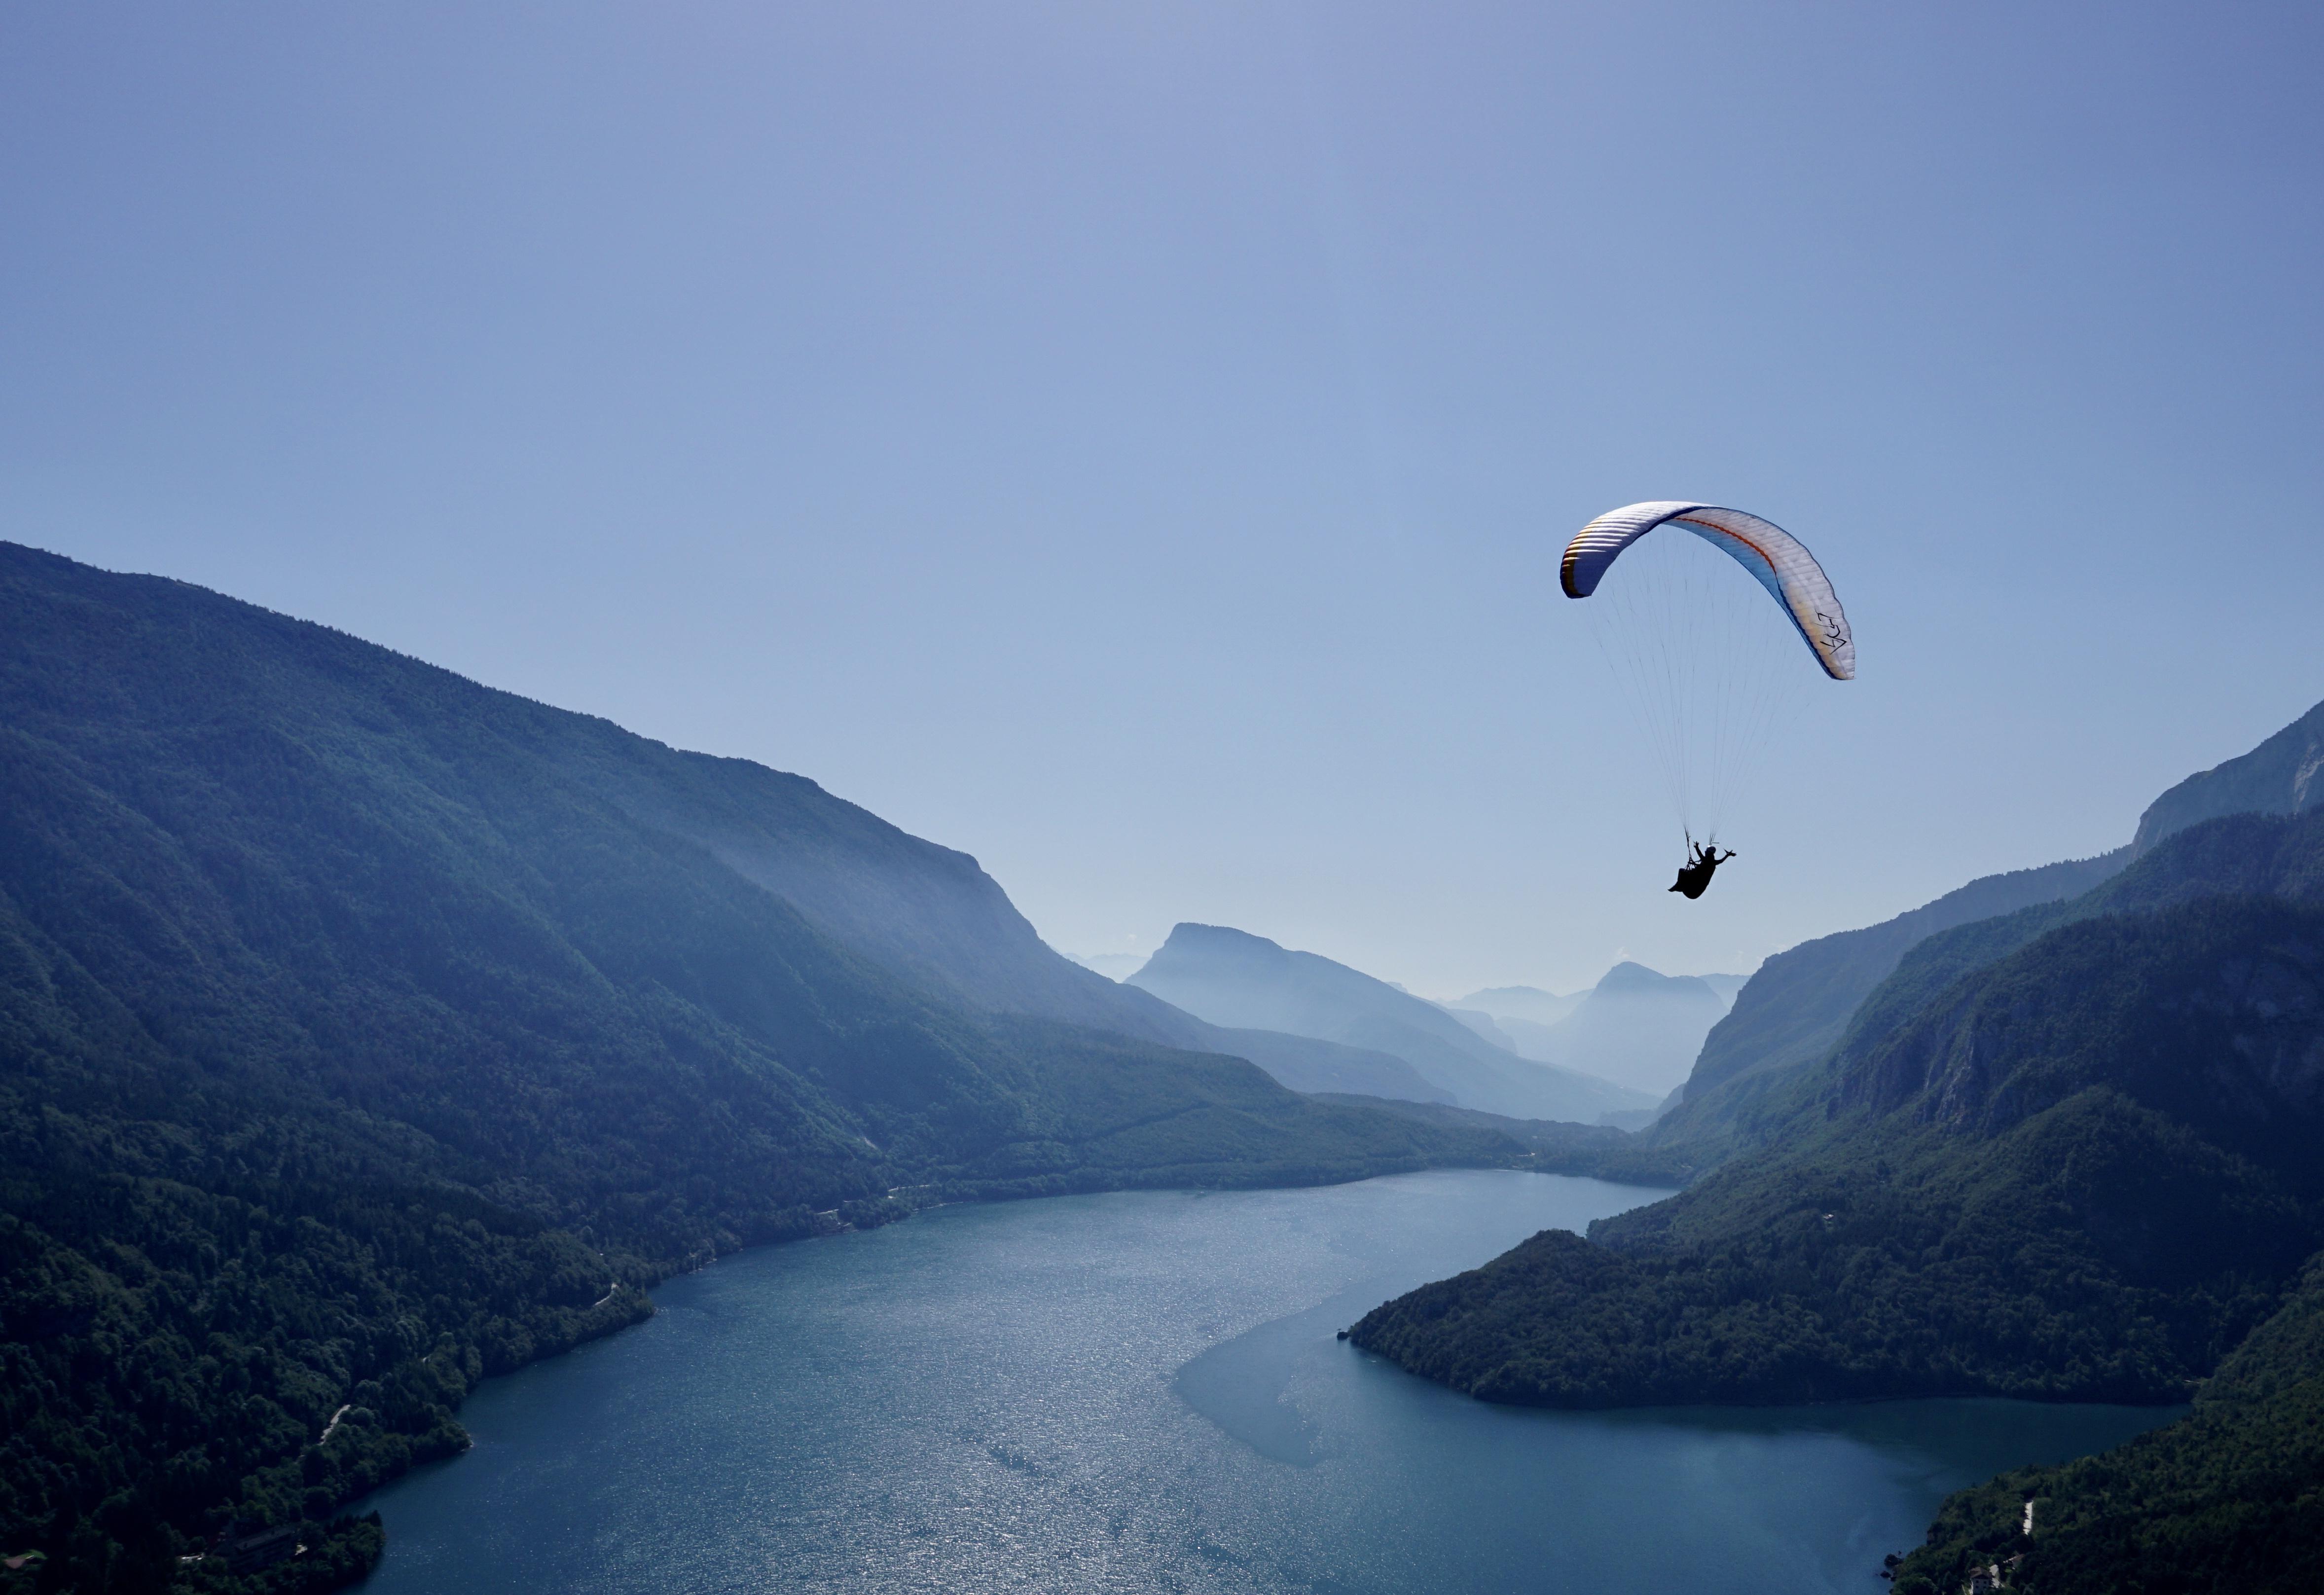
left=1160, top=921, right=1286, bottom=953
left=1131, top=922, right=1657, bottom=1122
left=1459, top=983, right=1572, bottom=1004
left=1594, top=960, right=1670, bottom=989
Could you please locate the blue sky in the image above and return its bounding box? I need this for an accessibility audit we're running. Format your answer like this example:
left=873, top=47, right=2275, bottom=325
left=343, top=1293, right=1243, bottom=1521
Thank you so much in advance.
left=6, top=2, right=2321, bottom=995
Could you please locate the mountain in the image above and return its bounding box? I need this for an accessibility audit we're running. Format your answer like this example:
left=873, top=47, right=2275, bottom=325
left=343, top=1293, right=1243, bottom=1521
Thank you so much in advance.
left=1348, top=709, right=2324, bottom=1593
left=2134, top=697, right=2324, bottom=854
left=1447, top=968, right=1747, bottom=1122
left=1349, top=807, right=2324, bottom=1410
left=1517, top=962, right=1731, bottom=1099
left=1188, top=1027, right=1454, bottom=1104
left=1474, top=1011, right=1564, bottom=1061
left=220, top=608, right=1419, bottom=1105
left=0, top=543, right=1518, bottom=1590
left=1634, top=851, right=2133, bottom=1173
left=1451, top=985, right=1587, bottom=1028
left=1065, top=951, right=1147, bottom=981
left=1895, top=1249, right=2324, bottom=1595
left=1441, top=1007, right=1521, bottom=1051
left=1699, top=973, right=1749, bottom=1005
left=1127, top=924, right=1658, bottom=1124
left=1641, top=696, right=2324, bottom=1182
left=1307, top=1095, right=1638, bottom=1177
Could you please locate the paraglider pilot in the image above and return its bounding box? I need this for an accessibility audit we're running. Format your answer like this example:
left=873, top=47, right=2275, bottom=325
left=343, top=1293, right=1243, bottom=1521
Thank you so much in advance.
left=1669, top=840, right=1734, bottom=900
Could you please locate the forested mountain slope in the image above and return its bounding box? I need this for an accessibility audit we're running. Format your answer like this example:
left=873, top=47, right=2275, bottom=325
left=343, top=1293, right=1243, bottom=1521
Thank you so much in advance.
left=1634, top=850, right=2130, bottom=1173
left=1895, top=1250, right=2324, bottom=1595
left=1198, top=1026, right=1452, bottom=1103
left=0, top=544, right=1511, bottom=1593
left=1639, top=695, right=2324, bottom=1179
left=1350, top=810, right=2324, bottom=1408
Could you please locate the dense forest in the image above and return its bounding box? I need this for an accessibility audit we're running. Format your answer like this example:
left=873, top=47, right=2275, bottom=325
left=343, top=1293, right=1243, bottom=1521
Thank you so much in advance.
left=1624, top=849, right=2132, bottom=1180
left=1894, top=1252, right=2324, bottom=1595
left=0, top=544, right=1519, bottom=1593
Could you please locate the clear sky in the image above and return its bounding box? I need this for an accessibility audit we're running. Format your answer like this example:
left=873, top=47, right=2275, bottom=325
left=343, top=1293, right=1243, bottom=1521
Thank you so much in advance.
left=6, top=3, right=2321, bottom=997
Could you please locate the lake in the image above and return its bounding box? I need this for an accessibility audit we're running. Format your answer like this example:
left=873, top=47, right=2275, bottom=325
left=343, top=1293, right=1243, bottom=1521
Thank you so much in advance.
left=360, top=1170, right=2175, bottom=1594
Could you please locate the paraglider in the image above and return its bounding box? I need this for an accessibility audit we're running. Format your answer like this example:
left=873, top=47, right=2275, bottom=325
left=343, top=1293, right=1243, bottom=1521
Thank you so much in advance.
left=1668, top=841, right=1734, bottom=899
left=1561, top=503, right=1852, bottom=897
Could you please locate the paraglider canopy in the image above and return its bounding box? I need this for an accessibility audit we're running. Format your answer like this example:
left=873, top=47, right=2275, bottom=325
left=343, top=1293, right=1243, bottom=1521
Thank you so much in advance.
left=1561, top=502, right=1853, bottom=871
left=1562, top=502, right=1854, bottom=680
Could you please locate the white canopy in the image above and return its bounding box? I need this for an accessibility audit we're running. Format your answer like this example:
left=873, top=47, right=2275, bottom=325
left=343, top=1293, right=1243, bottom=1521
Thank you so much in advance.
left=1561, top=502, right=1855, bottom=681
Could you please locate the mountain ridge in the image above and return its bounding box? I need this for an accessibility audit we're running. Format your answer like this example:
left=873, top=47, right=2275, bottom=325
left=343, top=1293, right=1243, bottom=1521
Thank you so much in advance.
left=1351, top=809, right=2324, bottom=1410
left=1645, top=696, right=2324, bottom=1183
left=1350, top=798, right=2324, bottom=1591
left=2134, top=697, right=2324, bottom=855
left=0, top=542, right=1519, bottom=1590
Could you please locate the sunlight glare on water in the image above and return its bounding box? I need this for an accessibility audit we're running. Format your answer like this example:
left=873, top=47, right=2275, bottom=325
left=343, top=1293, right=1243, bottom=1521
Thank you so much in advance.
left=360, top=1172, right=2175, bottom=1595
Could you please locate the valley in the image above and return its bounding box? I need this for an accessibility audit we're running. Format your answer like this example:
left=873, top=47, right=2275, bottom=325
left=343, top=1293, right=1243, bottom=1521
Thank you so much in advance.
left=3, top=541, right=2321, bottom=1594
left=351, top=1173, right=2177, bottom=1595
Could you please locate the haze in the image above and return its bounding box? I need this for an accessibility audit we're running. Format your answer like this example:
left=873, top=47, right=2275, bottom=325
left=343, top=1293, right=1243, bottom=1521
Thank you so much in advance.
left=4, top=1, right=2320, bottom=994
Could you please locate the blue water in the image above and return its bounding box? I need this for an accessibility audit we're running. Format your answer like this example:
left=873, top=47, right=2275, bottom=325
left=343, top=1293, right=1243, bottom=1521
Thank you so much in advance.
left=360, top=1171, right=2176, bottom=1594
